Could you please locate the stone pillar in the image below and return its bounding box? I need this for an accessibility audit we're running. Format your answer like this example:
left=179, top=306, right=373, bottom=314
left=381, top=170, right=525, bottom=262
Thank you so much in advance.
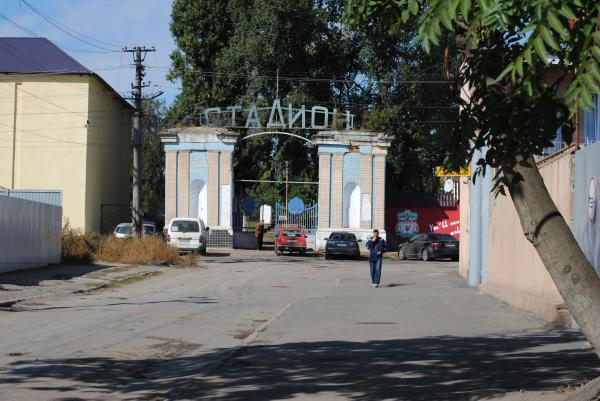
left=318, top=152, right=331, bottom=228
left=207, top=151, right=219, bottom=227
left=178, top=150, right=190, bottom=217
left=330, top=153, right=344, bottom=228
left=165, top=151, right=177, bottom=224
left=360, top=153, right=373, bottom=229
left=373, top=153, right=386, bottom=230
left=220, top=151, right=233, bottom=228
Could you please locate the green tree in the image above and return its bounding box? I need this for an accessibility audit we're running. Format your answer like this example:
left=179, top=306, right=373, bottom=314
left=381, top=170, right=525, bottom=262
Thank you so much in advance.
left=141, top=98, right=167, bottom=217
left=345, top=1, right=600, bottom=354
left=167, top=0, right=457, bottom=203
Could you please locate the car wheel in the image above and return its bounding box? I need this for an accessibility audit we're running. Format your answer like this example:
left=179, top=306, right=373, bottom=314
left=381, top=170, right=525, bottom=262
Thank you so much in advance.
left=398, top=248, right=407, bottom=260
left=422, top=248, right=432, bottom=261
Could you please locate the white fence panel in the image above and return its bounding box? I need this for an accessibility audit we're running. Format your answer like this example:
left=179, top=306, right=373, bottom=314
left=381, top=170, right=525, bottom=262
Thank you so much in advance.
left=0, top=195, right=62, bottom=273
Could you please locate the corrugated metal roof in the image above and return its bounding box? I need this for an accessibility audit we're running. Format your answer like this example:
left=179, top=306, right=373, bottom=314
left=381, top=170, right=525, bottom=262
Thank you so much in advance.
left=0, top=189, right=62, bottom=207
left=0, top=37, right=90, bottom=74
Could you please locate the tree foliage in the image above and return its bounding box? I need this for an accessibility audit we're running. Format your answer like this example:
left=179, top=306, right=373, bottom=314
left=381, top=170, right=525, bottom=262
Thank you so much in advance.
left=142, top=98, right=167, bottom=217
left=168, top=0, right=457, bottom=203
left=345, top=0, right=600, bottom=189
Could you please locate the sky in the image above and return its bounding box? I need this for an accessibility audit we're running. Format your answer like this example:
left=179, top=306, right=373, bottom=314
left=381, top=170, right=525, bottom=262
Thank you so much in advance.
left=0, top=0, right=178, bottom=105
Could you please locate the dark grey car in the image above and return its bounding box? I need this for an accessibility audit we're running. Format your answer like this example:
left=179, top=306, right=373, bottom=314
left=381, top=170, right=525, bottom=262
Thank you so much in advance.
left=399, top=233, right=459, bottom=261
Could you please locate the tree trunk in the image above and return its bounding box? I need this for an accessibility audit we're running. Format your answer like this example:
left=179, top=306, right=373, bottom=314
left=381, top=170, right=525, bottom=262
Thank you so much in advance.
left=508, top=155, right=600, bottom=357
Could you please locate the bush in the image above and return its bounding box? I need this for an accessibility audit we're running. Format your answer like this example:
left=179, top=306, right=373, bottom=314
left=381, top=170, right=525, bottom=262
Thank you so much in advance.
left=96, top=236, right=182, bottom=265
left=61, top=220, right=101, bottom=264
left=61, top=221, right=190, bottom=266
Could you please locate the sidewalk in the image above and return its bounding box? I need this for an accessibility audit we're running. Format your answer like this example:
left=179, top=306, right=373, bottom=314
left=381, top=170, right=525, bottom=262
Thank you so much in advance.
left=0, top=261, right=169, bottom=309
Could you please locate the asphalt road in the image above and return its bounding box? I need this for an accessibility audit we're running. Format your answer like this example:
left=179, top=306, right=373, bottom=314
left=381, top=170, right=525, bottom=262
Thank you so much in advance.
left=0, top=250, right=598, bottom=400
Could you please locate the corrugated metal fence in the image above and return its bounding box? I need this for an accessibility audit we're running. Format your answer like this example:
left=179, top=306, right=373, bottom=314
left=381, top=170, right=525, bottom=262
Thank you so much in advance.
left=0, top=193, right=62, bottom=272
left=0, top=189, right=62, bottom=207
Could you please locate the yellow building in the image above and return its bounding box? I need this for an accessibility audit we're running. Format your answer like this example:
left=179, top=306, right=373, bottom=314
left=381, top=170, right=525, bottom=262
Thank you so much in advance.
left=0, top=37, right=133, bottom=232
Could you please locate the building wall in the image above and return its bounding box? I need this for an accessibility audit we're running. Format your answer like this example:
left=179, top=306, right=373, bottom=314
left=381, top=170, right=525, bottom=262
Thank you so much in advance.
left=85, top=75, right=132, bottom=232
left=483, top=153, right=572, bottom=324
left=458, top=179, right=470, bottom=278
left=0, top=74, right=89, bottom=229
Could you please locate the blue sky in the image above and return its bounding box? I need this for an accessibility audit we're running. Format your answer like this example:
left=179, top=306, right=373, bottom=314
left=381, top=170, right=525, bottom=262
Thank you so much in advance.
left=0, top=0, right=178, bottom=105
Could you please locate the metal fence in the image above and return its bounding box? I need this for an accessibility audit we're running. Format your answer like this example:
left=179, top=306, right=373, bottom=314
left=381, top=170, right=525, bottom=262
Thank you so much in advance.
left=0, top=189, right=62, bottom=206
left=274, top=202, right=318, bottom=231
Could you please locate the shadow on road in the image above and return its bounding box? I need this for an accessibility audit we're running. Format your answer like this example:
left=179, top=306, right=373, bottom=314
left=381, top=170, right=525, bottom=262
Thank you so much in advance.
left=2, top=331, right=598, bottom=400
left=0, top=263, right=115, bottom=287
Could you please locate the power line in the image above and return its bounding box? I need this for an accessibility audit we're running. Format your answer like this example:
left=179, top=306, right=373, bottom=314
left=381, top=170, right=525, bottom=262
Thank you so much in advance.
left=20, top=0, right=122, bottom=52
left=0, top=12, right=115, bottom=54
left=146, top=66, right=451, bottom=85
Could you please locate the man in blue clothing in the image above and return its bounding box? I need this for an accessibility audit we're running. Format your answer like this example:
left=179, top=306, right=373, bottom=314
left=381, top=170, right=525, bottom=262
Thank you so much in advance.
left=366, top=229, right=386, bottom=288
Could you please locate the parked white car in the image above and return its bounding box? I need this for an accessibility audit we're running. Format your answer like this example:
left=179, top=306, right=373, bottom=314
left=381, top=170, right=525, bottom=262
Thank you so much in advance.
left=166, top=218, right=208, bottom=255
left=113, top=223, right=134, bottom=238
left=113, top=222, right=157, bottom=238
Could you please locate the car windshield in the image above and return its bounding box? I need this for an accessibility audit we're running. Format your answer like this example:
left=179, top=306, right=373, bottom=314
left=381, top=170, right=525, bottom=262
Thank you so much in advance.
left=432, top=234, right=456, bottom=241
left=171, top=221, right=199, bottom=233
left=143, top=225, right=154, bottom=235
left=283, top=230, right=302, bottom=237
left=115, top=225, right=132, bottom=234
left=330, top=233, right=356, bottom=241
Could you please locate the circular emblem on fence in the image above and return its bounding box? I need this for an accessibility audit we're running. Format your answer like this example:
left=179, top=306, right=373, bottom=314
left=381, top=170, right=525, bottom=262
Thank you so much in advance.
left=589, top=176, right=597, bottom=224
left=242, top=197, right=255, bottom=214
left=288, top=197, right=305, bottom=215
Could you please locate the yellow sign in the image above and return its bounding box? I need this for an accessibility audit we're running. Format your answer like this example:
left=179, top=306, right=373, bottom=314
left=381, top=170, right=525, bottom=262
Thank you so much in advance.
left=435, top=166, right=471, bottom=177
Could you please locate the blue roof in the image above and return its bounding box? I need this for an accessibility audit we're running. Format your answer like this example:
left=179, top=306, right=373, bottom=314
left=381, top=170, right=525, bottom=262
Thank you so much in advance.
left=0, top=37, right=91, bottom=74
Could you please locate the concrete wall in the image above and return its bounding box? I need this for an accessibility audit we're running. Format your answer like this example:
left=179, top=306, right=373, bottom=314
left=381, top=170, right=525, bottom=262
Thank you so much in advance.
left=574, top=140, right=600, bottom=273
left=0, top=74, right=132, bottom=232
left=458, top=178, right=470, bottom=278
left=85, top=75, right=132, bottom=232
left=483, top=153, right=572, bottom=324
left=0, top=195, right=62, bottom=272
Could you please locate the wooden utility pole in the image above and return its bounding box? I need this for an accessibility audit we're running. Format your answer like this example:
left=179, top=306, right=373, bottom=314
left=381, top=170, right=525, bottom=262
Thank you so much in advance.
left=124, top=46, right=155, bottom=237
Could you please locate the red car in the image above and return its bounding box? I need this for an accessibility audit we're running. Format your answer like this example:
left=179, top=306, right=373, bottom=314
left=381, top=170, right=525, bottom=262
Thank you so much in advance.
left=275, top=227, right=307, bottom=255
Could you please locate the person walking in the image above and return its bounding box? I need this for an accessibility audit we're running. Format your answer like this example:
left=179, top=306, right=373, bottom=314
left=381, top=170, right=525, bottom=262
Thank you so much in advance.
left=255, top=220, right=265, bottom=250
left=366, top=229, right=386, bottom=287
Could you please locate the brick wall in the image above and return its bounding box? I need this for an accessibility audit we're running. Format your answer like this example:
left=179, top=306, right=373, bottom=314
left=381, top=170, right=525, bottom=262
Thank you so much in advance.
left=318, top=153, right=331, bottom=228
left=207, top=152, right=218, bottom=226
left=331, top=154, right=344, bottom=227
left=178, top=150, right=190, bottom=217
left=165, top=151, right=177, bottom=223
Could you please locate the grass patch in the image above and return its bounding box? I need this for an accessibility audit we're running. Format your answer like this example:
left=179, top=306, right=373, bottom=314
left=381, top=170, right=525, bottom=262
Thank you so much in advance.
left=61, top=222, right=195, bottom=266
left=96, top=236, right=181, bottom=265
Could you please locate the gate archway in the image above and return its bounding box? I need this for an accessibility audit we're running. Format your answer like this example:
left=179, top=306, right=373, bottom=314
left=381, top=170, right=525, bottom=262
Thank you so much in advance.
left=161, top=126, right=392, bottom=249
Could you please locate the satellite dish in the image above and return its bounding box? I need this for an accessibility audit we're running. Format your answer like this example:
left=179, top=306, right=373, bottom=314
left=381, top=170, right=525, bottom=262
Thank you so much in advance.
left=444, top=178, right=454, bottom=193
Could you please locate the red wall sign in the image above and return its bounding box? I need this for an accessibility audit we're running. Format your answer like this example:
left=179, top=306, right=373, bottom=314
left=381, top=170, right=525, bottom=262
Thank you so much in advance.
left=386, top=205, right=460, bottom=242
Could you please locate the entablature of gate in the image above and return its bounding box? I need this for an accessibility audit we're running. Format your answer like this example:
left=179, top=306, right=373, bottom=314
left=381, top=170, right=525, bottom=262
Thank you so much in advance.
left=313, top=130, right=392, bottom=154
left=160, top=126, right=239, bottom=152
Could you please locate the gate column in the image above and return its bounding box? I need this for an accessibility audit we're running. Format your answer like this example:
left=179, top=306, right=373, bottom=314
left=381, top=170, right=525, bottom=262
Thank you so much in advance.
left=161, top=127, right=238, bottom=247
left=314, top=131, right=392, bottom=251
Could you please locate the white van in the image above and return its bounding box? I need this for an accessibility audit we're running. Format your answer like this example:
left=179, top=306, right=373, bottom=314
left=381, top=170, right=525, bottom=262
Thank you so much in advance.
left=166, top=218, right=208, bottom=255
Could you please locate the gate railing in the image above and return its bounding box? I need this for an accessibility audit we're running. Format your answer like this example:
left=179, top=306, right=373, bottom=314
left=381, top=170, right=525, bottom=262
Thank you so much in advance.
left=274, top=202, right=318, bottom=231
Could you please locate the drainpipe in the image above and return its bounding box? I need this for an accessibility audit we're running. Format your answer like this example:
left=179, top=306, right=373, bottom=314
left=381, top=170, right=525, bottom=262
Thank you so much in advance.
left=217, top=151, right=221, bottom=226
left=328, top=154, right=332, bottom=228
left=468, top=148, right=483, bottom=286
left=11, top=83, right=20, bottom=189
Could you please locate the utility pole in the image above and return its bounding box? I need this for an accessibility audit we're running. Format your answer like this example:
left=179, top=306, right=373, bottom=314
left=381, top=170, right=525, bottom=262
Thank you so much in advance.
left=285, top=160, right=290, bottom=213
left=124, top=46, right=155, bottom=237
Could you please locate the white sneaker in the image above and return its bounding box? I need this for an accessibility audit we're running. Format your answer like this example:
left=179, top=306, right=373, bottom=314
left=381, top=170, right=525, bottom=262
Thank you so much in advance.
left=374, top=284, right=379, bottom=288
left=372, top=284, right=376, bottom=287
